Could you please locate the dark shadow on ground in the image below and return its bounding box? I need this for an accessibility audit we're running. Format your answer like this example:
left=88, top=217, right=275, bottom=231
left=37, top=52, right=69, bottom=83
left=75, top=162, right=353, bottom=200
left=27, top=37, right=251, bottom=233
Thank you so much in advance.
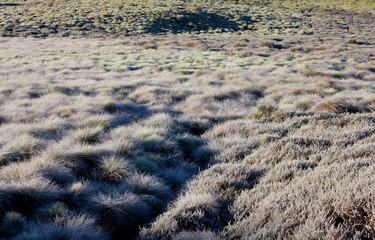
left=146, top=11, right=242, bottom=34
left=0, top=3, right=22, bottom=6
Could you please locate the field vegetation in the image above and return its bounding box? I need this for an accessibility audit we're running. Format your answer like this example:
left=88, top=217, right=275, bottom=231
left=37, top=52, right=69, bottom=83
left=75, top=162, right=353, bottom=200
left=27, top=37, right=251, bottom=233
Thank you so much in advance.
left=0, top=0, right=375, bottom=37
left=0, top=0, right=375, bottom=239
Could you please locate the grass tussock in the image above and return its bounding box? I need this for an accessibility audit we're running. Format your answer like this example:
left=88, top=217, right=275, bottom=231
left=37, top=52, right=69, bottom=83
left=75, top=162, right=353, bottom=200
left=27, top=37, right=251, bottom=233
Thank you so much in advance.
left=71, top=127, right=104, bottom=145
left=0, top=211, right=26, bottom=238
left=95, top=156, right=133, bottom=184
left=90, top=191, right=150, bottom=239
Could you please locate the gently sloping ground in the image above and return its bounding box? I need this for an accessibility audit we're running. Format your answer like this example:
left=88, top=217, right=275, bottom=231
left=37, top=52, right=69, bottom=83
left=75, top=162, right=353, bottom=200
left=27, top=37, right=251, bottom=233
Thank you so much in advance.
left=0, top=0, right=374, bottom=37
left=0, top=37, right=217, bottom=240
left=0, top=33, right=374, bottom=239
left=140, top=113, right=375, bottom=239
left=0, top=81, right=215, bottom=239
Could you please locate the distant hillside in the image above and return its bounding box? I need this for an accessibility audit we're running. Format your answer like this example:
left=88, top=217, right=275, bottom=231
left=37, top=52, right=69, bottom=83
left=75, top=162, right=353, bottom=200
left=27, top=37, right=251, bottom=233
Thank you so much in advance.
left=0, top=0, right=374, bottom=37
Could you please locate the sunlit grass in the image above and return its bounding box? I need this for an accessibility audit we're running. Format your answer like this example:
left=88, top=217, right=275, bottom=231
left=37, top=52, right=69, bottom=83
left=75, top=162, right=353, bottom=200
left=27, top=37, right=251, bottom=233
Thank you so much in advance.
left=2, top=0, right=373, bottom=37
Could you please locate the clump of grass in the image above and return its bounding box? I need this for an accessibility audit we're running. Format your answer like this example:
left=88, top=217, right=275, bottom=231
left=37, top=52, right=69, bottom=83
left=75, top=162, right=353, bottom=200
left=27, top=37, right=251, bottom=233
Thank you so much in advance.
left=135, top=127, right=163, bottom=141
left=125, top=173, right=171, bottom=200
left=160, top=167, right=190, bottom=190
left=139, top=215, right=179, bottom=239
left=364, top=96, right=375, bottom=111
left=261, top=161, right=316, bottom=184
left=150, top=192, right=223, bottom=237
left=48, top=85, right=73, bottom=95
left=185, top=41, right=201, bottom=48
left=95, top=156, right=133, bottom=184
left=13, top=215, right=109, bottom=240
left=0, top=135, right=44, bottom=166
left=90, top=191, right=150, bottom=238
left=190, top=146, right=216, bottom=166
left=0, top=160, right=40, bottom=183
left=233, top=41, right=245, bottom=48
left=296, top=101, right=311, bottom=111
left=0, top=177, right=64, bottom=215
left=313, top=98, right=361, bottom=113
left=260, top=40, right=275, bottom=48
left=33, top=202, right=71, bottom=224
left=72, top=127, right=103, bottom=144
left=300, top=63, right=320, bottom=77
left=57, top=106, right=77, bottom=118
left=86, top=115, right=112, bottom=130
left=290, top=45, right=303, bottom=52
left=0, top=211, right=26, bottom=237
left=109, top=138, right=138, bottom=157
left=174, top=192, right=220, bottom=213
left=138, top=131, right=177, bottom=154
left=66, top=181, right=96, bottom=207
left=204, top=90, right=241, bottom=102
left=174, top=230, right=225, bottom=240
left=144, top=113, right=174, bottom=130
left=140, top=192, right=222, bottom=239
left=238, top=50, right=252, bottom=58
left=1, top=158, right=76, bottom=185
left=335, top=46, right=346, bottom=53
left=250, top=105, right=275, bottom=119
left=143, top=43, right=157, bottom=49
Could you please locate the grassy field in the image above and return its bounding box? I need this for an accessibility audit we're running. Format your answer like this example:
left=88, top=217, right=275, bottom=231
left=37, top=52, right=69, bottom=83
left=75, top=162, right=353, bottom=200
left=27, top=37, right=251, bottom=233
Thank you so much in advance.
left=0, top=0, right=374, bottom=37
left=1, top=0, right=375, bottom=239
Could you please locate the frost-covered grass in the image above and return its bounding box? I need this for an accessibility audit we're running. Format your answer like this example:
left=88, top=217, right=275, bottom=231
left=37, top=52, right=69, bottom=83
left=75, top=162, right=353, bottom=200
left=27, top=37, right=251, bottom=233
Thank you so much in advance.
left=0, top=16, right=375, bottom=239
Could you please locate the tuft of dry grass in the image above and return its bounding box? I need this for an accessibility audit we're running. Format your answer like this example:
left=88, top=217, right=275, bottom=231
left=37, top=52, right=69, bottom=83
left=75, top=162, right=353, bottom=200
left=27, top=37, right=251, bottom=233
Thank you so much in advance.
left=95, top=156, right=133, bottom=184
left=71, top=127, right=103, bottom=145
left=0, top=211, right=26, bottom=238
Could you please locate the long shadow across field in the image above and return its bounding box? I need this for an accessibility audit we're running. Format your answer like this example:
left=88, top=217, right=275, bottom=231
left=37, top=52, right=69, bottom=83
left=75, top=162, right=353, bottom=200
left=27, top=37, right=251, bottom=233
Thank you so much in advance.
left=0, top=3, right=22, bottom=6
left=146, top=11, right=242, bottom=34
